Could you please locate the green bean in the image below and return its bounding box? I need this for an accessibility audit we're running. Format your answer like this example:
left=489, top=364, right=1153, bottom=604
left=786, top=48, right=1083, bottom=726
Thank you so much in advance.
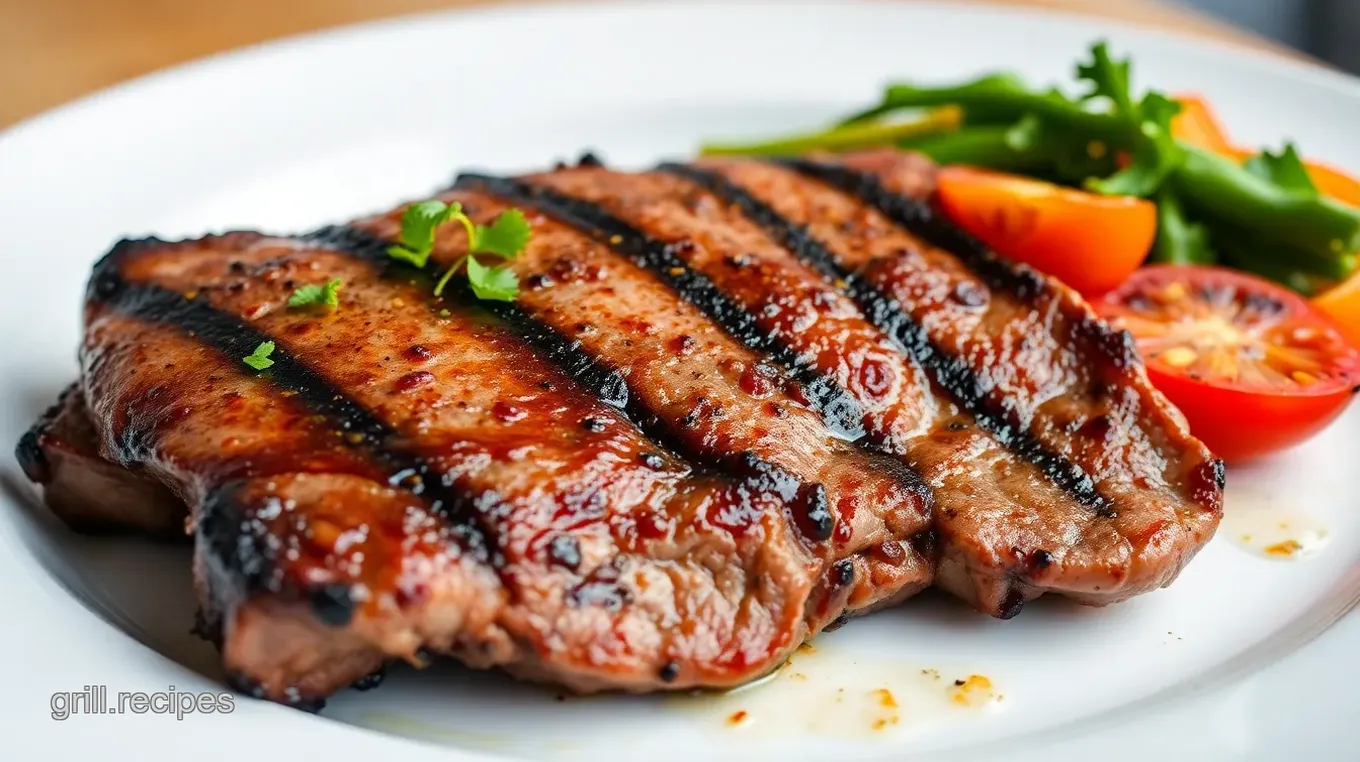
left=1171, top=145, right=1360, bottom=260
left=700, top=108, right=959, bottom=157
left=842, top=76, right=1130, bottom=142
left=899, top=126, right=1046, bottom=171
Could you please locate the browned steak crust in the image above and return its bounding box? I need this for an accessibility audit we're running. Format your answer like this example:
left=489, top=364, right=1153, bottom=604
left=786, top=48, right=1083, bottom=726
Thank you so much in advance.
left=16, top=385, right=186, bottom=538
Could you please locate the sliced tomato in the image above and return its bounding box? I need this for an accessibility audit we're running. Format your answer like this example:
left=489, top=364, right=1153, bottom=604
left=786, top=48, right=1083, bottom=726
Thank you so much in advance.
left=1170, top=94, right=1233, bottom=154
left=935, top=166, right=1156, bottom=295
left=1098, top=266, right=1359, bottom=462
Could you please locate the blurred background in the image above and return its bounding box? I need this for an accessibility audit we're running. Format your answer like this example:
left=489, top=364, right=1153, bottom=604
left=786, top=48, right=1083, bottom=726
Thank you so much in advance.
left=1181, top=0, right=1360, bottom=70
left=2, top=0, right=1358, bottom=129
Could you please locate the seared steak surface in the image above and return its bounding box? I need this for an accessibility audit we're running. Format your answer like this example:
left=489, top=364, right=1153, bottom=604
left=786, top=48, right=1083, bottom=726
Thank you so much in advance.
left=19, top=150, right=1221, bottom=706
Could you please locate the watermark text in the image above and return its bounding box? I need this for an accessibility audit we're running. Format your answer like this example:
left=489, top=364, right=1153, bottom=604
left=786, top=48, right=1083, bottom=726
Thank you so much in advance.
left=50, top=686, right=235, bottom=720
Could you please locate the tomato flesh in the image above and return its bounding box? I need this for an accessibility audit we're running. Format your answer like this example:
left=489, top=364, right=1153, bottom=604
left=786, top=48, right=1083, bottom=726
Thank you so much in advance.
left=935, top=166, right=1156, bottom=296
left=1098, top=266, right=1359, bottom=462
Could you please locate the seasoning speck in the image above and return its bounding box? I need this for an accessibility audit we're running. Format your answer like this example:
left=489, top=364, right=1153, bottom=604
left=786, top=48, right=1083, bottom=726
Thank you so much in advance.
left=1264, top=539, right=1304, bottom=557
left=949, top=675, right=996, bottom=707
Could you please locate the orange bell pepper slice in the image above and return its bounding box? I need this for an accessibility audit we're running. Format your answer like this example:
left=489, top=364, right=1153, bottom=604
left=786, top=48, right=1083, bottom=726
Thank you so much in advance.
left=1170, top=94, right=1233, bottom=154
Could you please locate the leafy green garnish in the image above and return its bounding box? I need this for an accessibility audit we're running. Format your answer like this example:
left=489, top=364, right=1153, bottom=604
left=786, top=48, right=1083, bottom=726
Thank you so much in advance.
left=473, top=208, right=533, bottom=258
left=465, top=256, right=520, bottom=301
left=1075, top=41, right=1134, bottom=114
left=287, top=279, right=343, bottom=310
left=388, top=200, right=531, bottom=301
left=1077, top=43, right=1184, bottom=197
left=387, top=200, right=458, bottom=268
left=1243, top=143, right=1317, bottom=196
left=243, top=341, right=276, bottom=371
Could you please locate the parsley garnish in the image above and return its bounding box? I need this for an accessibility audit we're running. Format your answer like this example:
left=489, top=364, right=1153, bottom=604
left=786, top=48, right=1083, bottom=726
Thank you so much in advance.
left=386, top=200, right=532, bottom=301
left=1077, top=42, right=1184, bottom=197
left=288, top=278, right=343, bottom=310
left=243, top=341, right=276, bottom=370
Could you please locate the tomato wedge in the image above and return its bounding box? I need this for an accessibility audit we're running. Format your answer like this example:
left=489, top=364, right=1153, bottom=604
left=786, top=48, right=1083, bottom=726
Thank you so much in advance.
left=1170, top=94, right=1232, bottom=154
left=935, top=166, right=1156, bottom=295
left=1098, top=266, right=1359, bottom=462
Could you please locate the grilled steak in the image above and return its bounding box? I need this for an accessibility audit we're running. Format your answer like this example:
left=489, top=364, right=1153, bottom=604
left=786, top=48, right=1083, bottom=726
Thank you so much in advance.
left=18, top=386, right=186, bottom=538
left=18, top=149, right=1221, bottom=706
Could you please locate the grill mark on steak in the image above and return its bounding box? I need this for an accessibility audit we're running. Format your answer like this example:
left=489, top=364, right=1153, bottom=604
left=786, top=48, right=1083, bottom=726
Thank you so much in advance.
left=773, top=158, right=1050, bottom=302
left=452, top=173, right=867, bottom=442
left=20, top=148, right=1228, bottom=703
left=88, top=249, right=496, bottom=567
left=769, top=155, right=1223, bottom=511
left=511, top=156, right=1220, bottom=613
left=692, top=152, right=1222, bottom=610
left=306, top=221, right=918, bottom=566
left=301, top=226, right=769, bottom=489
left=304, top=225, right=638, bottom=414
left=657, top=161, right=1108, bottom=513
left=350, top=189, right=937, bottom=615
left=88, top=231, right=846, bottom=698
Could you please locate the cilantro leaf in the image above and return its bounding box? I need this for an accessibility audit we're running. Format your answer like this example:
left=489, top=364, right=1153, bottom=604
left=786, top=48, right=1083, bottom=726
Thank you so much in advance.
left=466, top=256, right=519, bottom=301
left=388, top=196, right=533, bottom=302
left=388, top=200, right=461, bottom=267
left=1076, top=41, right=1134, bottom=114
left=243, top=341, right=276, bottom=371
left=288, top=279, right=343, bottom=310
left=1243, top=143, right=1317, bottom=196
left=473, top=209, right=532, bottom=259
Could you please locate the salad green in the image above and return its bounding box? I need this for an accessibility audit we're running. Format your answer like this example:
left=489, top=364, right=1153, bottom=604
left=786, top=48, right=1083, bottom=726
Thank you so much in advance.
left=700, top=43, right=1360, bottom=294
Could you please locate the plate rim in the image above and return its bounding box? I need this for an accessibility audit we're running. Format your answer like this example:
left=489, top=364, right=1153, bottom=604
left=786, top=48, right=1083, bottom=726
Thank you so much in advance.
left=7, top=0, right=1360, bottom=150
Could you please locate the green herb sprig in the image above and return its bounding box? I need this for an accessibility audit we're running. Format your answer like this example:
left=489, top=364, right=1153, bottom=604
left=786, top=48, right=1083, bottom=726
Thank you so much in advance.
left=387, top=200, right=532, bottom=301
left=288, top=279, right=343, bottom=311
left=243, top=341, right=276, bottom=370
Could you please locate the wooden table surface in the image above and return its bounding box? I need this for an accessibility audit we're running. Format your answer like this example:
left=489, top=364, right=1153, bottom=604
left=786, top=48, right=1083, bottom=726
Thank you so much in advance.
left=0, top=0, right=1292, bottom=129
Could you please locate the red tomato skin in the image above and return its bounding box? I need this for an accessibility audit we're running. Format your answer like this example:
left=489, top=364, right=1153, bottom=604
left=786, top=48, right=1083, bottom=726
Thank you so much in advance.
left=1100, top=266, right=1360, bottom=463
left=1145, top=367, right=1355, bottom=463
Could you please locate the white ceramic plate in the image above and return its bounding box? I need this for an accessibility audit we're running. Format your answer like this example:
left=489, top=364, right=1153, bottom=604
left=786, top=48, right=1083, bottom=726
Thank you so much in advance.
left=1, top=1, right=1357, bottom=759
